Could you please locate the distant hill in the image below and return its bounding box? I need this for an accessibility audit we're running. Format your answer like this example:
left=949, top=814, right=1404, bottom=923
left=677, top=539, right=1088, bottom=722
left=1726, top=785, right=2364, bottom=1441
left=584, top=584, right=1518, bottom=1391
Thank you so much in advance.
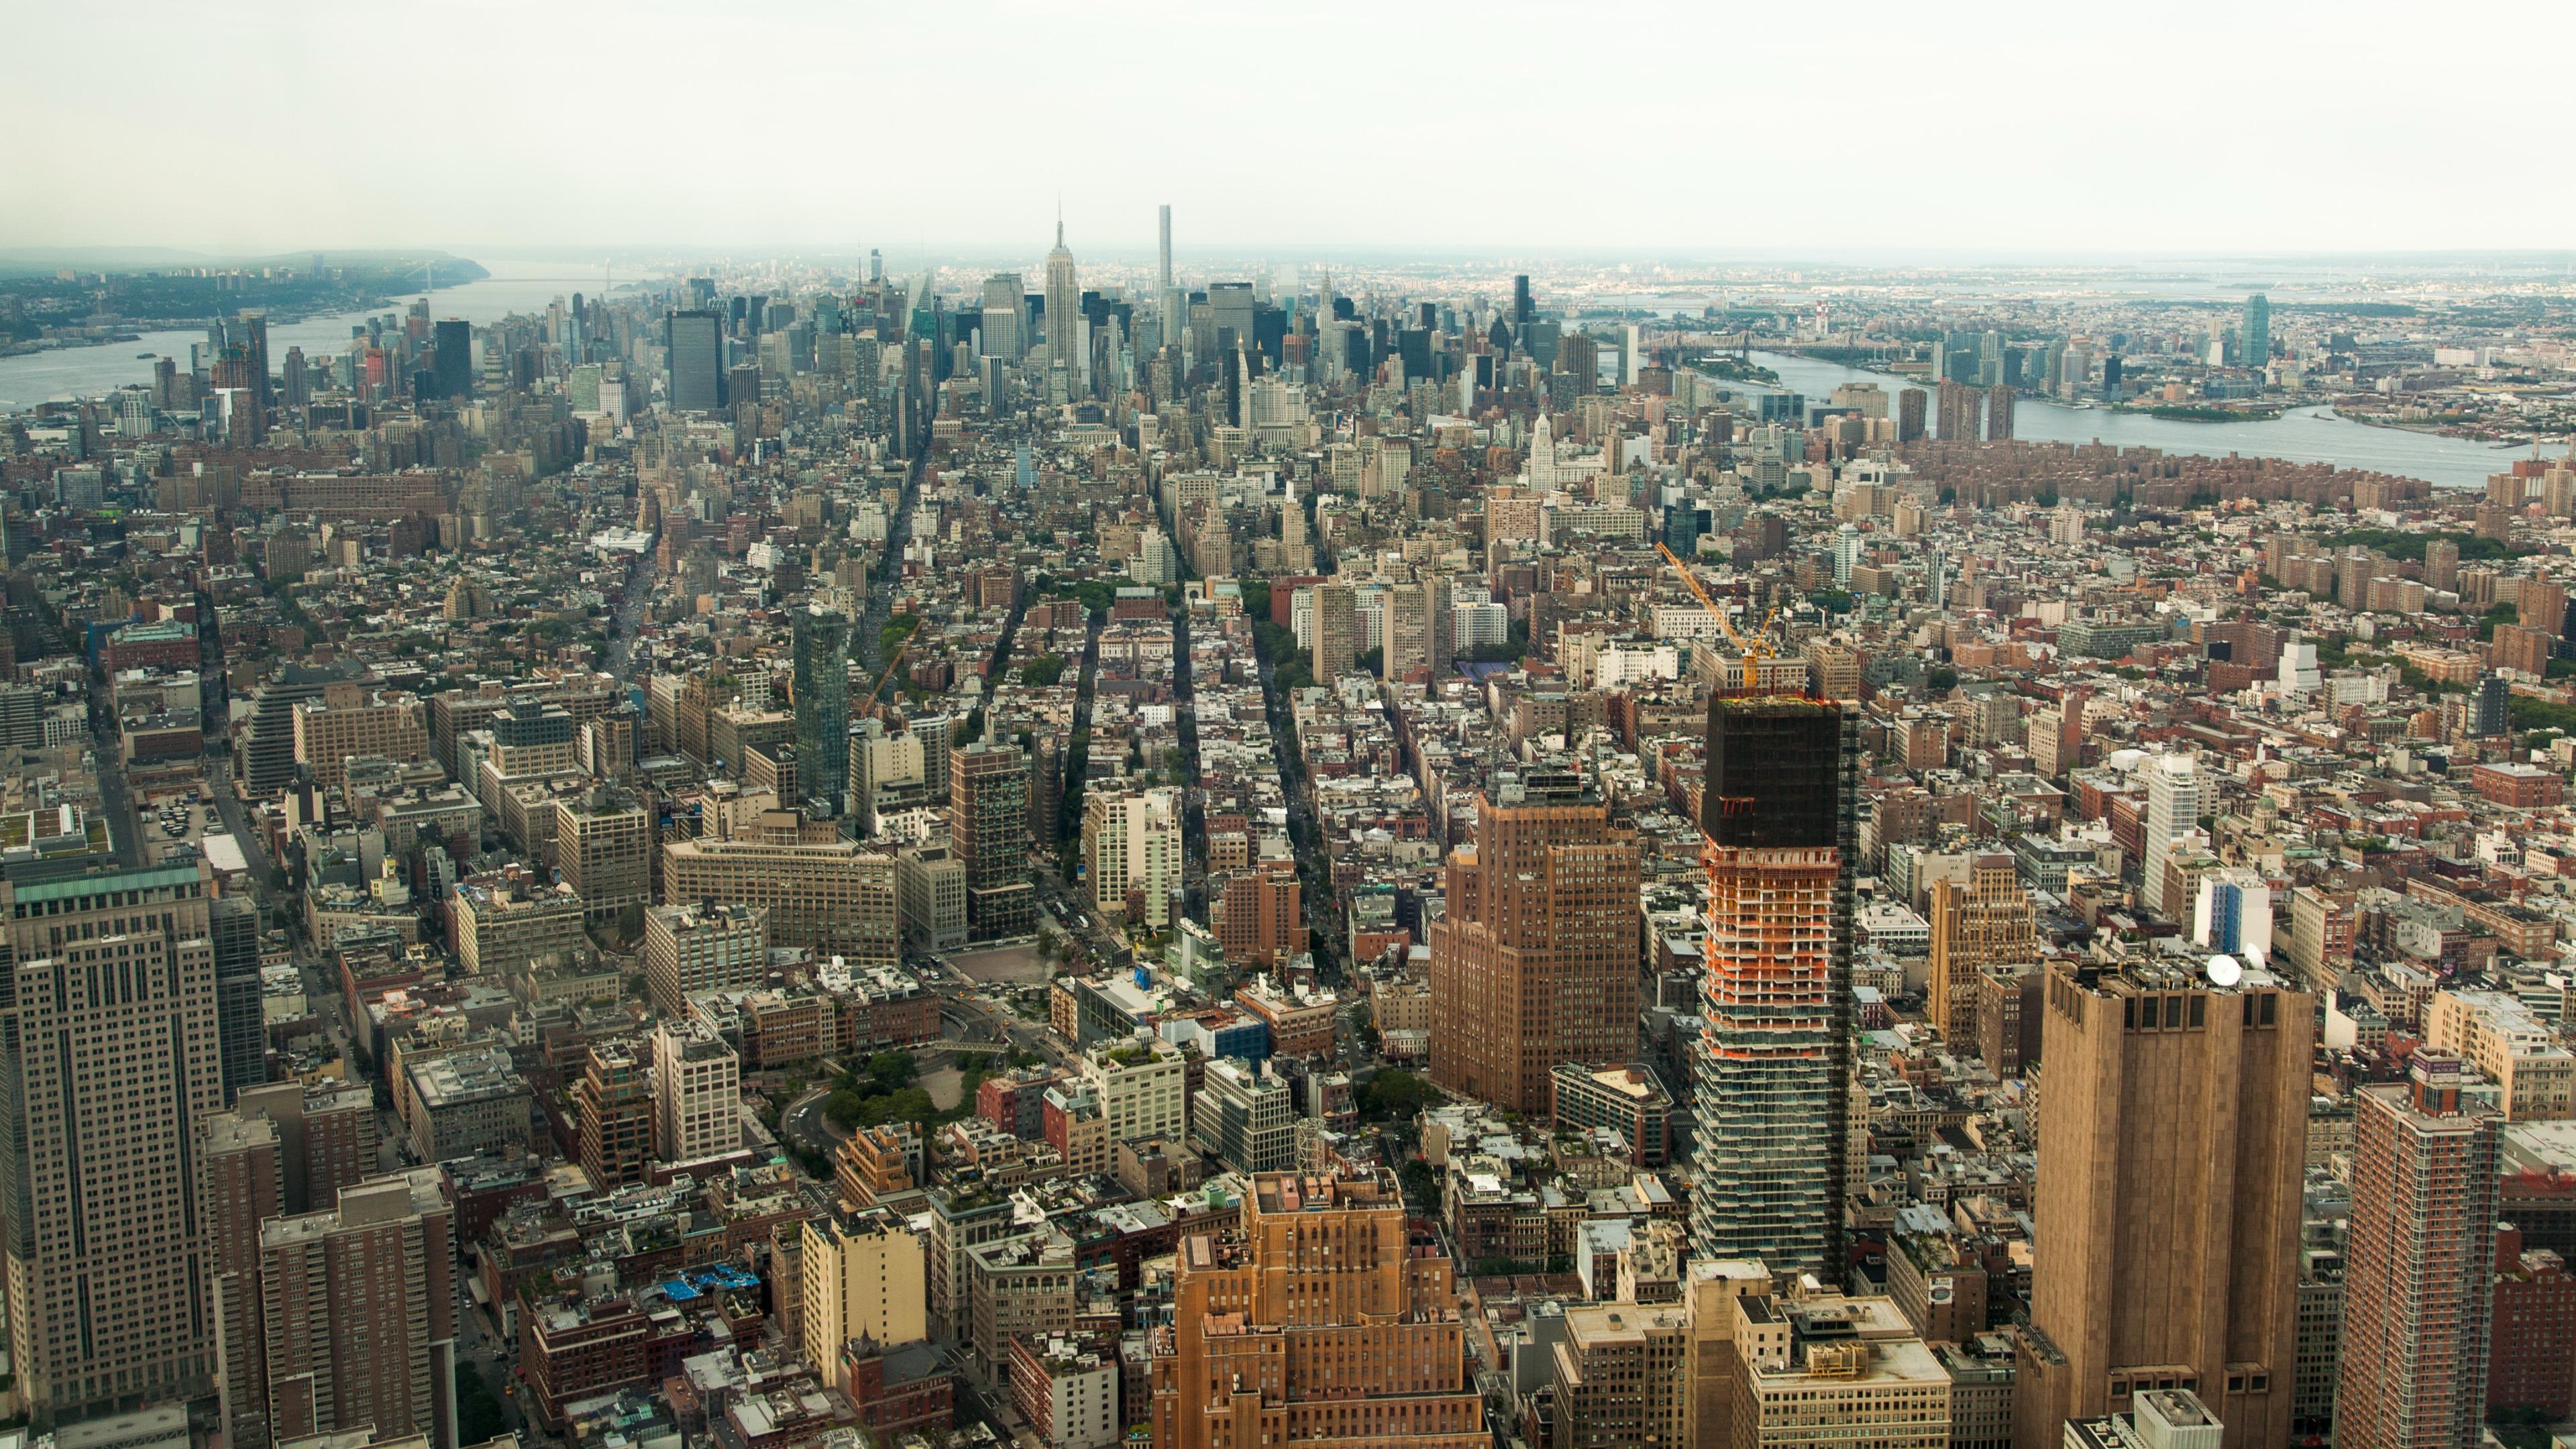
left=0, top=248, right=488, bottom=282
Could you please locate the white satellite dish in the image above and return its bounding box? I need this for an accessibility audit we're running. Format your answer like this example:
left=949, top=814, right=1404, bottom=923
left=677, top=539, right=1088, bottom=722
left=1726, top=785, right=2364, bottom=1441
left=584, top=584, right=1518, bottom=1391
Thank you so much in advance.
left=2206, top=954, right=2243, bottom=988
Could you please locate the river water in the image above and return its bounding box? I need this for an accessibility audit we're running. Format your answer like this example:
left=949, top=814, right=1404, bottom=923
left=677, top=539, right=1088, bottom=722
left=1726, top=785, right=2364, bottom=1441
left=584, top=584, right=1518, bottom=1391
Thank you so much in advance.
left=1732, top=350, right=2518, bottom=492
left=0, top=259, right=657, bottom=413
left=4, top=268, right=2528, bottom=490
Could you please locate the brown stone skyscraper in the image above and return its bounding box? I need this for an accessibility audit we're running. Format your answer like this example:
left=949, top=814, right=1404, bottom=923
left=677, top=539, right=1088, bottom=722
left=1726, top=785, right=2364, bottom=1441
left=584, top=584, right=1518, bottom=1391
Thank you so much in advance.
left=2013, top=959, right=2315, bottom=1449
left=1926, top=853, right=2035, bottom=1047
left=2334, top=1051, right=2501, bottom=1449
left=257, top=1167, right=457, bottom=1447
left=1428, top=769, right=1642, bottom=1117
left=1150, top=1171, right=1481, bottom=1449
left=207, top=1081, right=381, bottom=1449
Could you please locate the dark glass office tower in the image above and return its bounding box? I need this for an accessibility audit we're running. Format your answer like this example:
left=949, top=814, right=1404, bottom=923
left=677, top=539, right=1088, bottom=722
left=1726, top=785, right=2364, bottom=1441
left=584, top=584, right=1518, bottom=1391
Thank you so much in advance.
left=666, top=309, right=726, bottom=411
left=432, top=318, right=472, bottom=398
left=792, top=606, right=851, bottom=809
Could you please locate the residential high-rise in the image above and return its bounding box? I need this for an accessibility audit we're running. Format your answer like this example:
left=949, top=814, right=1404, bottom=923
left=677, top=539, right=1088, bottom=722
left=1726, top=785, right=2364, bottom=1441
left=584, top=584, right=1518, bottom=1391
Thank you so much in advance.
left=1082, top=786, right=1182, bottom=931
left=205, top=1079, right=380, bottom=1449
left=1897, top=386, right=1927, bottom=443
left=2143, top=751, right=2200, bottom=922
left=2334, top=1051, right=2501, bottom=1449
left=1381, top=580, right=1434, bottom=678
left=1150, top=1171, right=1482, bottom=1449
left=2425, top=537, right=2462, bottom=592
left=1925, top=853, right=2035, bottom=1047
left=666, top=308, right=726, bottom=411
left=1428, top=768, right=1642, bottom=1118
left=1310, top=581, right=1357, bottom=680
left=2241, top=293, right=2271, bottom=371
left=952, top=741, right=1036, bottom=940
left=1044, top=219, right=1079, bottom=373
left=1937, top=380, right=1984, bottom=442
left=2012, top=959, right=2315, bottom=1449
left=1986, top=384, right=2015, bottom=439
left=2192, top=868, right=2271, bottom=959
left=1689, top=698, right=1858, bottom=1278
left=653, top=1017, right=742, bottom=1166
left=792, top=605, right=852, bottom=809
left=0, top=863, right=222, bottom=1415
left=432, top=318, right=472, bottom=399
left=2474, top=672, right=2511, bottom=736
left=574, top=1042, right=652, bottom=1189
left=1157, top=203, right=1173, bottom=294
left=801, top=1204, right=928, bottom=1389
left=255, top=1169, right=455, bottom=1449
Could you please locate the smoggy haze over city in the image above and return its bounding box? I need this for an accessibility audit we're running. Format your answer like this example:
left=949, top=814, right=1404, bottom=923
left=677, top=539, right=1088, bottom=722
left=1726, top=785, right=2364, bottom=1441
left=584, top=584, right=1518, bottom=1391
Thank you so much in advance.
left=7, top=0, right=2575, bottom=257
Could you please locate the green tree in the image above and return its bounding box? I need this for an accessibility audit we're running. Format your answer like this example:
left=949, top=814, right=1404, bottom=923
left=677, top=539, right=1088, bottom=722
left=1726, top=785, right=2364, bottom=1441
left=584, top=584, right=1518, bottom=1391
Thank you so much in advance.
left=865, top=1050, right=918, bottom=1090
left=1360, top=1069, right=1440, bottom=1118
left=455, top=1362, right=508, bottom=1444
left=824, top=1089, right=868, bottom=1128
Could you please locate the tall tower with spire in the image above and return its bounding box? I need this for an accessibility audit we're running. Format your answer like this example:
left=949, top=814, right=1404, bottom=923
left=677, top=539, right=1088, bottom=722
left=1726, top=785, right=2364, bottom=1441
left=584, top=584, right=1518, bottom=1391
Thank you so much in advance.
left=1044, top=214, right=1079, bottom=374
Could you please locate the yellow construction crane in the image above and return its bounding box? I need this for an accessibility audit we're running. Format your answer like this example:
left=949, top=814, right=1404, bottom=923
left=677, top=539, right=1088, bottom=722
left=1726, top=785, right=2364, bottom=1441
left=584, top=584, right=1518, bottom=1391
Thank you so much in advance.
left=1658, top=541, right=1780, bottom=692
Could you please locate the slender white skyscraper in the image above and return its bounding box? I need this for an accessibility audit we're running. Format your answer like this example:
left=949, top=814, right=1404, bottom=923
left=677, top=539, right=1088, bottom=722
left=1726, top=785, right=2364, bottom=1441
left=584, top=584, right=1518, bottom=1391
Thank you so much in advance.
left=1044, top=217, right=1079, bottom=372
left=2143, top=751, right=2200, bottom=918
left=1158, top=204, right=1172, bottom=292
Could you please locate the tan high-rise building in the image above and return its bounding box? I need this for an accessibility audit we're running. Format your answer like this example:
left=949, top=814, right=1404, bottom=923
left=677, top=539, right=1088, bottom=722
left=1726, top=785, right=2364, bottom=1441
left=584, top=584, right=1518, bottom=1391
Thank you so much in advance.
left=2334, top=1052, right=2501, bottom=1449
left=1150, top=1171, right=1483, bottom=1449
left=292, top=682, right=432, bottom=790
left=653, top=1017, right=741, bottom=1165
left=660, top=833, right=899, bottom=965
left=1926, top=854, right=2036, bottom=1047
left=1083, top=785, right=1183, bottom=930
left=0, top=862, right=223, bottom=1417
left=556, top=785, right=652, bottom=922
left=1684, top=1258, right=1774, bottom=1449
left=1428, top=770, right=1642, bottom=1117
left=256, top=1169, right=455, bottom=1448
left=2013, top=961, right=2315, bottom=1449
left=1382, top=581, right=1432, bottom=678
left=801, top=1204, right=928, bottom=1388
left=1311, top=582, right=1358, bottom=680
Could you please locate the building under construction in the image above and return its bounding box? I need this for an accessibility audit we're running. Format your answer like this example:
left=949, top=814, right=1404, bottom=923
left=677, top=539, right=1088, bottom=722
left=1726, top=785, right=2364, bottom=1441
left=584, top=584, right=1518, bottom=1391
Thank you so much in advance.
left=1688, top=694, right=1860, bottom=1277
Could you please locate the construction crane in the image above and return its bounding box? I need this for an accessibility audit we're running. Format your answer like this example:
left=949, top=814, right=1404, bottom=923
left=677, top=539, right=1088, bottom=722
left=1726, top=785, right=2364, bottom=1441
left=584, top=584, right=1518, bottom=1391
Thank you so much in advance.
left=1658, top=541, right=1780, bottom=693
left=858, top=635, right=912, bottom=720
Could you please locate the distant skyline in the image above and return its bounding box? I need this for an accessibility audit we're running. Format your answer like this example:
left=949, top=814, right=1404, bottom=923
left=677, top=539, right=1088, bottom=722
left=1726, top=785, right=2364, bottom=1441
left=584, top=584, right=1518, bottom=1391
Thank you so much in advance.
left=7, top=1, right=2573, bottom=258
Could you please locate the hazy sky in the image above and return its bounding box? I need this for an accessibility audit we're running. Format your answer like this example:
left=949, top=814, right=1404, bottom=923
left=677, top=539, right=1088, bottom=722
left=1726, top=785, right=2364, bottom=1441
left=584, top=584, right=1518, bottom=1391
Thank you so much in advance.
left=7, top=0, right=2572, bottom=261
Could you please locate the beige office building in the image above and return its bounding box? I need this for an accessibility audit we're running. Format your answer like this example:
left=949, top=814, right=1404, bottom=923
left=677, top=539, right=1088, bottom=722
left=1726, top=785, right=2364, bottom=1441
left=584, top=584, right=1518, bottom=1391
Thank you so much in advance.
left=643, top=901, right=770, bottom=1016
left=653, top=1017, right=742, bottom=1165
left=292, top=682, right=432, bottom=790
left=661, top=834, right=899, bottom=965
left=556, top=785, right=652, bottom=922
